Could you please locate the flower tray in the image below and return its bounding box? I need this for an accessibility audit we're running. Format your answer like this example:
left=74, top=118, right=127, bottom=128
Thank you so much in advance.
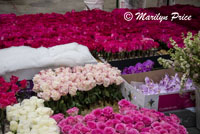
left=100, top=54, right=170, bottom=71
left=121, top=69, right=195, bottom=112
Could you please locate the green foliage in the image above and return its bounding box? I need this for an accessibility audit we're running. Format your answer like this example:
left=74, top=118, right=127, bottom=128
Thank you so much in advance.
left=44, top=84, right=123, bottom=114
left=158, top=32, right=200, bottom=88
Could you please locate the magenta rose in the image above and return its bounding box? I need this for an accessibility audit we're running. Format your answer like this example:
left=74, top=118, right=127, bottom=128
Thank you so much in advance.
left=104, top=127, right=116, bottom=134
left=115, top=123, right=126, bottom=134
left=51, top=113, right=64, bottom=123
left=87, top=121, right=97, bottom=129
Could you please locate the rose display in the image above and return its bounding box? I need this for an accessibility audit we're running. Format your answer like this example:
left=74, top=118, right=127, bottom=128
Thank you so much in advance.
left=0, top=76, right=27, bottom=134
left=32, top=63, right=124, bottom=113
left=52, top=99, right=188, bottom=134
left=0, top=5, right=199, bottom=60
left=6, top=96, right=60, bottom=134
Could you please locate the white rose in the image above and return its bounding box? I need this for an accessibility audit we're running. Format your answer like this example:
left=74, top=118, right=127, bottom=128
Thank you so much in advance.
left=103, top=78, right=110, bottom=87
left=50, top=90, right=61, bottom=101
left=10, top=121, right=18, bottom=131
left=18, top=115, right=27, bottom=122
left=10, top=111, right=20, bottom=121
left=69, top=86, right=77, bottom=96
left=36, top=99, right=44, bottom=108
left=115, top=76, right=124, bottom=85
left=36, top=107, right=53, bottom=116
left=27, top=112, right=37, bottom=119
left=41, top=91, right=51, bottom=101
left=40, top=82, right=50, bottom=91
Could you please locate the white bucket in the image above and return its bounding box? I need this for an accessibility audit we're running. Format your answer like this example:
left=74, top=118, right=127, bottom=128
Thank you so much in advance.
left=84, top=0, right=104, bottom=10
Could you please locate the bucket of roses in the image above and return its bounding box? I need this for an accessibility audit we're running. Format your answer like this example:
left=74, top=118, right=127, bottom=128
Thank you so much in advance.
left=32, top=63, right=124, bottom=114
left=0, top=76, right=27, bottom=134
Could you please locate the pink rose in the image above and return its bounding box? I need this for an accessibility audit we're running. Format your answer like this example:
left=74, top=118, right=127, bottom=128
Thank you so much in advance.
left=80, top=126, right=90, bottom=133
left=178, top=125, right=188, bottom=134
left=142, top=116, right=152, bottom=126
left=58, top=119, right=66, bottom=127
left=115, top=113, right=122, bottom=120
left=169, top=128, right=179, bottom=134
left=74, top=123, right=84, bottom=130
left=104, top=127, right=116, bottom=134
left=159, top=129, right=169, bottom=134
left=51, top=113, right=64, bottom=123
left=97, top=115, right=107, bottom=122
left=112, top=119, right=121, bottom=127
left=66, top=107, right=79, bottom=116
left=153, top=126, right=163, bottom=131
left=118, top=99, right=131, bottom=108
left=105, top=120, right=114, bottom=128
left=115, top=123, right=126, bottom=134
left=97, top=122, right=106, bottom=130
left=122, top=115, right=133, bottom=124
left=169, top=114, right=181, bottom=124
left=141, top=127, right=151, bottom=132
left=87, top=121, right=97, bottom=129
left=84, top=114, right=96, bottom=122
left=151, top=121, right=161, bottom=128
left=126, top=128, right=140, bottom=134
left=61, top=125, right=72, bottom=134
left=126, top=124, right=135, bottom=130
left=91, top=129, right=104, bottom=134
left=75, top=115, right=84, bottom=123
left=134, top=121, right=145, bottom=131
left=149, top=129, right=160, bottom=134
left=68, top=128, right=81, bottom=134
left=92, top=108, right=102, bottom=117
left=66, top=116, right=77, bottom=125
left=103, top=106, right=113, bottom=118
left=140, top=132, right=151, bottom=134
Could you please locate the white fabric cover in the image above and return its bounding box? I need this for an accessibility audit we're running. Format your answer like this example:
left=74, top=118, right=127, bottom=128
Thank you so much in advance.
left=0, top=42, right=97, bottom=80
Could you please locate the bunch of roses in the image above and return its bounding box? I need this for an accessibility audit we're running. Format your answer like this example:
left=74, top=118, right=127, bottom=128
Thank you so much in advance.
left=51, top=99, right=187, bottom=134
left=122, top=60, right=154, bottom=75
left=6, top=96, right=60, bottom=134
left=132, top=74, right=195, bottom=95
left=0, top=76, right=27, bottom=109
left=33, top=63, right=124, bottom=101
left=0, top=5, right=199, bottom=53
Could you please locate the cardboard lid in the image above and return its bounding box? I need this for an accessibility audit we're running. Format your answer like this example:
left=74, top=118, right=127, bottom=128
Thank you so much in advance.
left=122, top=69, right=182, bottom=83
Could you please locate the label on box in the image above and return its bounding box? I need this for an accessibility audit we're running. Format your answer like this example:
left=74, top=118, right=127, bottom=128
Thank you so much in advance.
left=158, top=91, right=195, bottom=112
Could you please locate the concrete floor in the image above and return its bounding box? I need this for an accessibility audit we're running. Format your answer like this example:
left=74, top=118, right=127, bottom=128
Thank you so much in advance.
left=0, top=0, right=200, bottom=15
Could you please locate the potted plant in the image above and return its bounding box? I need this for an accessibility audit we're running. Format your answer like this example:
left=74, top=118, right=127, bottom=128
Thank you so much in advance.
left=158, top=32, right=200, bottom=129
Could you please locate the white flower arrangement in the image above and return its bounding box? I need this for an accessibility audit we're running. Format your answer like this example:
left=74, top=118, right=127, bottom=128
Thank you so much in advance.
left=6, top=97, right=60, bottom=134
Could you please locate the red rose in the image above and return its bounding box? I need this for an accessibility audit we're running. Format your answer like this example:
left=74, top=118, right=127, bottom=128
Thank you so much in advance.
left=19, top=80, right=27, bottom=89
left=10, top=75, right=18, bottom=84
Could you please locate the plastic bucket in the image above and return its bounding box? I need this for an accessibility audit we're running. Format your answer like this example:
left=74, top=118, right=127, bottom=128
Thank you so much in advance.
left=84, top=0, right=104, bottom=10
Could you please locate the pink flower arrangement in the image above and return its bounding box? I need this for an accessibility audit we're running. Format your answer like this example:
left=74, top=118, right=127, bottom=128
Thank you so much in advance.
left=33, top=63, right=124, bottom=101
left=52, top=99, right=188, bottom=134
left=0, top=5, right=199, bottom=54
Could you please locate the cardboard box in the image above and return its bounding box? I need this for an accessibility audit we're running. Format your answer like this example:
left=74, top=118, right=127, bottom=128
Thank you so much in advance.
left=121, top=69, right=195, bottom=111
